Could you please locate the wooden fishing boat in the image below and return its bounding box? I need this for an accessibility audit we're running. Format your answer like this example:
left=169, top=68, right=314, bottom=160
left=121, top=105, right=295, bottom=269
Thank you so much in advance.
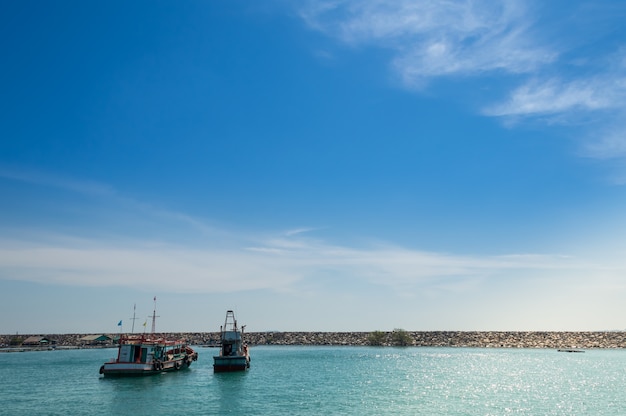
left=99, top=298, right=198, bottom=376
left=99, top=334, right=198, bottom=376
left=213, top=310, right=250, bottom=372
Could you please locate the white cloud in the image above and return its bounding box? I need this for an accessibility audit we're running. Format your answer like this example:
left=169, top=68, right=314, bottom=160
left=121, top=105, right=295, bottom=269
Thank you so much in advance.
left=284, top=227, right=320, bottom=236
left=298, top=1, right=626, bottom=168
left=484, top=72, right=626, bottom=163
left=0, top=166, right=610, bottom=296
left=3, top=167, right=626, bottom=330
left=300, top=0, right=554, bottom=86
left=0, top=164, right=229, bottom=239
left=0, top=165, right=116, bottom=197
left=484, top=77, right=621, bottom=118
left=3, top=228, right=626, bottom=332
left=582, top=123, right=626, bottom=160
left=0, top=230, right=606, bottom=299
left=0, top=238, right=299, bottom=293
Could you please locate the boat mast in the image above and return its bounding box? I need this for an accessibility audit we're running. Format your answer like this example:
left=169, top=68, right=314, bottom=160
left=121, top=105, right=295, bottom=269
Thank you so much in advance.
left=150, top=296, right=160, bottom=334
left=129, top=303, right=138, bottom=333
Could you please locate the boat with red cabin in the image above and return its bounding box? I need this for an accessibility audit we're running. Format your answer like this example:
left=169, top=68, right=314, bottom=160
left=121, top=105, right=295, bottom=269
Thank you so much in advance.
left=99, top=334, right=198, bottom=376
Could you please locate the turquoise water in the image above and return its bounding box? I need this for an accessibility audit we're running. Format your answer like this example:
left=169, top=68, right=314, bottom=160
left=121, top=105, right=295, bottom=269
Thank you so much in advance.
left=2, top=346, right=626, bottom=415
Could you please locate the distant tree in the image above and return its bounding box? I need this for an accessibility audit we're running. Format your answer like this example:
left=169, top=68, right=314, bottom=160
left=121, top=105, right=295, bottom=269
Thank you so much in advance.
left=367, top=331, right=386, bottom=346
left=9, top=337, right=23, bottom=346
left=391, top=328, right=412, bottom=346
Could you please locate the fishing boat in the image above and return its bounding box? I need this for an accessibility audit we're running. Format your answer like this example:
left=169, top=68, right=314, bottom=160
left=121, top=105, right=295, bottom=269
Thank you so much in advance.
left=213, top=310, right=250, bottom=372
left=99, top=297, right=198, bottom=376
left=99, top=334, right=198, bottom=376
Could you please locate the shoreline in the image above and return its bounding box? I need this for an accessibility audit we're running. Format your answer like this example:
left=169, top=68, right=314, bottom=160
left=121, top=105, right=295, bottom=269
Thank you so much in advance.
left=2, top=331, right=626, bottom=350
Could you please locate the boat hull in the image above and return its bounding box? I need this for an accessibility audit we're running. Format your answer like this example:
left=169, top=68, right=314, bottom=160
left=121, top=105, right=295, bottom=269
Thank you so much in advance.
left=101, top=357, right=192, bottom=377
left=213, top=355, right=250, bottom=372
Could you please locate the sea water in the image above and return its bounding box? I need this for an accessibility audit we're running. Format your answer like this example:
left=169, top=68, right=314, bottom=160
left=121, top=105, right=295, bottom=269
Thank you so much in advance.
left=1, top=346, right=626, bottom=415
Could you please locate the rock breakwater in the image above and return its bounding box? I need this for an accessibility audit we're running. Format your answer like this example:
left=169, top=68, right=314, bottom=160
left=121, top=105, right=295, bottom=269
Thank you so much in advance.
left=3, top=331, right=626, bottom=349
left=245, top=331, right=626, bottom=349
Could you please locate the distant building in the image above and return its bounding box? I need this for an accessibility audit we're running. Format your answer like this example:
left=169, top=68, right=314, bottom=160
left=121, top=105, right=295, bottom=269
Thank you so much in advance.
left=80, top=334, right=113, bottom=346
left=22, top=336, right=55, bottom=346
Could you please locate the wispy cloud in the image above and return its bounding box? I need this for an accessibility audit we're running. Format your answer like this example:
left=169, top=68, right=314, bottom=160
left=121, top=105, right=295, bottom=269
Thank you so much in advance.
left=284, top=227, right=320, bottom=237
left=297, top=1, right=626, bottom=167
left=483, top=44, right=626, bottom=118
left=583, top=125, right=626, bottom=160
left=0, top=166, right=616, bottom=298
left=300, top=0, right=554, bottom=87
left=0, top=164, right=228, bottom=239
left=0, top=229, right=604, bottom=298
left=483, top=77, right=618, bottom=118
left=0, top=165, right=116, bottom=197
left=484, top=66, right=626, bottom=162
left=2, top=167, right=626, bottom=330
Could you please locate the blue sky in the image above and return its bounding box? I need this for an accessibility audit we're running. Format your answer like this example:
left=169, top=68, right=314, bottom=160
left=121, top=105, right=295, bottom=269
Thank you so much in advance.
left=2, top=0, right=626, bottom=334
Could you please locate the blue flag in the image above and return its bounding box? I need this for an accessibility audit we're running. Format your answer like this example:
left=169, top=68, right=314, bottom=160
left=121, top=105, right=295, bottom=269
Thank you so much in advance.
left=117, top=320, right=122, bottom=326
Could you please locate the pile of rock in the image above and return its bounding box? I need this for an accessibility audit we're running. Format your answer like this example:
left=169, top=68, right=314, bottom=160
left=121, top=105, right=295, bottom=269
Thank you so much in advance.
left=3, top=331, right=626, bottom=349
left=245, top=331, right=626, bottom=348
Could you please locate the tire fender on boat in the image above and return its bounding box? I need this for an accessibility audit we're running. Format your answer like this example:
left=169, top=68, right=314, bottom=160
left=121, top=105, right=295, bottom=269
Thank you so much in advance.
left=175, top=361, right=181, bottom=370
left=99, top=365, right=105, bottom=375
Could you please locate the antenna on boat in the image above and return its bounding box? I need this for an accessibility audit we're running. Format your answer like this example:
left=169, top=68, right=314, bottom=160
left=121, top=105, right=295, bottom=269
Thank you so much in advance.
left=150, top=296, right=160, bottom=334
left=130, top=303, right=138, bottom=333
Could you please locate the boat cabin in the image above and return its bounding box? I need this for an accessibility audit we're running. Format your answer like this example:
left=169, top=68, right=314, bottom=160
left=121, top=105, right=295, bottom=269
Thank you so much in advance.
left=221, top=330, right=241, bottom=356
left=118, top=343, right=161, bottom=363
